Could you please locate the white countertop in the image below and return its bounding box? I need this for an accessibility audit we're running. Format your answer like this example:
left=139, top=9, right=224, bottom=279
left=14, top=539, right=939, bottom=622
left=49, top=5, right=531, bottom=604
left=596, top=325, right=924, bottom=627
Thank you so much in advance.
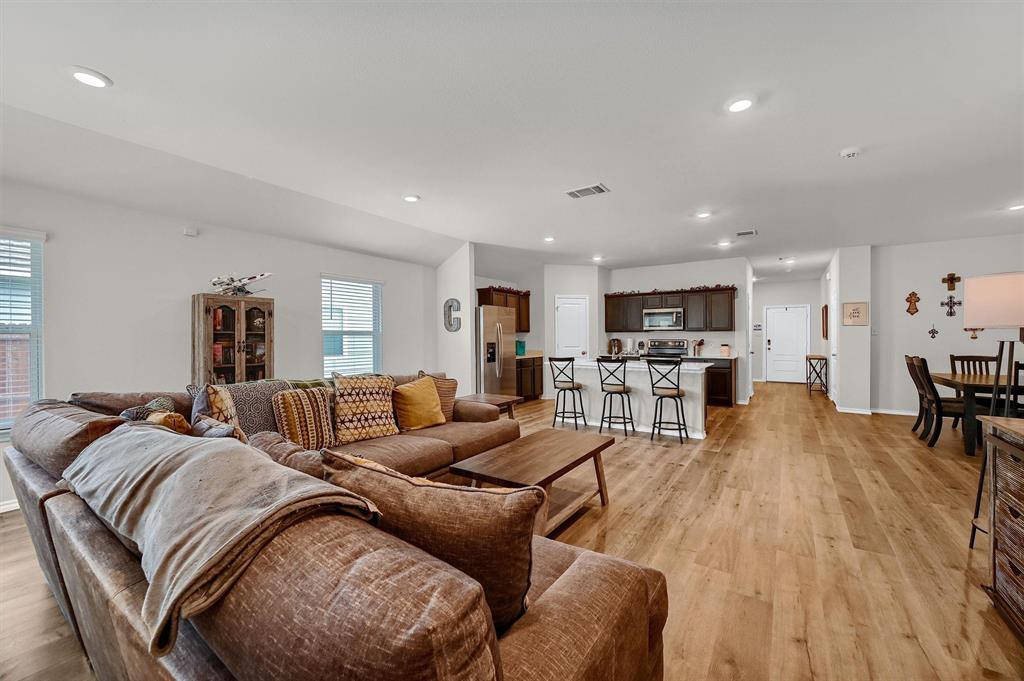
left=575, top=359, right=713, bottom=372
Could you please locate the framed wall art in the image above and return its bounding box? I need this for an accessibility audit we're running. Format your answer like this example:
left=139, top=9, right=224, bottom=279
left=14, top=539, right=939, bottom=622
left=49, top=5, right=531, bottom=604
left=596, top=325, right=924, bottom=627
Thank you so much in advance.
left=842, top=302, right=869, bottom=326
left=821, top=304, right=829, bottom=340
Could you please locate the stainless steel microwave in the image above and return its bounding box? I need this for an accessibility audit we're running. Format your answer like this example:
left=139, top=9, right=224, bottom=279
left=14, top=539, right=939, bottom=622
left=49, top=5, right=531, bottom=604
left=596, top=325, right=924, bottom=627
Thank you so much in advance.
left=642, top=308, right=684, bottom=331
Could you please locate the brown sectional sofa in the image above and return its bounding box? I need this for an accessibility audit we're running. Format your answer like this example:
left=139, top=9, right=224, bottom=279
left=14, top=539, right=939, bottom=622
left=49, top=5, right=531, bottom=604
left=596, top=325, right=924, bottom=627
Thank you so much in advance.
left=3, top=379, right=668, bottom=680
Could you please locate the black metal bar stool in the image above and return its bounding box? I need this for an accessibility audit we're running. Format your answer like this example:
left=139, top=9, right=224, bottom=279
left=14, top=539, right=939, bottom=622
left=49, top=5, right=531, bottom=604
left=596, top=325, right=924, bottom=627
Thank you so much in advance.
left=549, top=357, right=587, bottom=430
left=646, top=359, right=689, bottom=443
left=597, top=358, right=634, bottom=436
left=806, top=354, right=828, bottom=394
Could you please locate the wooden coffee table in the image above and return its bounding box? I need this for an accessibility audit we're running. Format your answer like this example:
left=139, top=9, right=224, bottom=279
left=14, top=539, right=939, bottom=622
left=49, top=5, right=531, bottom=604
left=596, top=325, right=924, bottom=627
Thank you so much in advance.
left=450, top=429, right=614, bottom=536
left=458, top=393, right=524, bottom=418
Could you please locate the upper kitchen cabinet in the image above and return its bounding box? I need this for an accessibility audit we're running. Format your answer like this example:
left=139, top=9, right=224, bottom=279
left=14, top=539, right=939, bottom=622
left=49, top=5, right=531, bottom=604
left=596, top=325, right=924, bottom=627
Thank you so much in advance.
left=605, top=294, right=644, bottom=332
left=478, top=287, right=530, bottom=333
left=605, top=286, right=736, bottom=332
left=707, top=289, right=735, bottom=331
left=684, top=292, right=706, bottom=331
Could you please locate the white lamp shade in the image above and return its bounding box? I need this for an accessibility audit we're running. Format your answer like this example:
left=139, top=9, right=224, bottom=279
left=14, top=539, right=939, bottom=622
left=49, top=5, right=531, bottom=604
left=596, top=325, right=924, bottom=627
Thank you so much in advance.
left=963, top=272, right=1024, bottom=328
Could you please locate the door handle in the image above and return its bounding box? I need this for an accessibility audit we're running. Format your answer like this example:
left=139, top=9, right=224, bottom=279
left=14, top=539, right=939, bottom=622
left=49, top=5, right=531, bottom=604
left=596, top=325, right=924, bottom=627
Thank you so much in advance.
left=496, top=323, right=503, bottom=378
left=767, top=339, right=771, bottom=351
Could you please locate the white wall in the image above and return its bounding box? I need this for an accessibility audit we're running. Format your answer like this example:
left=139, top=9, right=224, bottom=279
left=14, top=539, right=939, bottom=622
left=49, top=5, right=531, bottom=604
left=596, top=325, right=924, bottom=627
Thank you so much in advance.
left=542, top=264, right=605, bottom=396
left=436, top=243, right=476, bottom=395
left=835, top=246, right=872, bottom=413
left=607, top=256, right=753, bottom=403
left=0, top=180, right=439, bottom=507
left=871, top=232, right=1024, bottom=414
left=751, top=278, right=823, bottom=381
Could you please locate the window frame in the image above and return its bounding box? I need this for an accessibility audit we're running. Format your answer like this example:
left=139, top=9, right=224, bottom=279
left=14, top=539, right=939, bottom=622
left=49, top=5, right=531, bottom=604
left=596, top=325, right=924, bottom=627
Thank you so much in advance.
left=320, top=274, right=383, bottom=378
left=0, top=227, right=46, bottom=435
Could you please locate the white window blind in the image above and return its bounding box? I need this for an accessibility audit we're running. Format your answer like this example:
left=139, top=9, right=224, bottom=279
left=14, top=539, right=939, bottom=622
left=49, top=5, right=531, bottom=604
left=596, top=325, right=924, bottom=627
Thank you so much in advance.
left=322, top=276, right=382, bottom=377
left=1, top=233, right=44, bottom=431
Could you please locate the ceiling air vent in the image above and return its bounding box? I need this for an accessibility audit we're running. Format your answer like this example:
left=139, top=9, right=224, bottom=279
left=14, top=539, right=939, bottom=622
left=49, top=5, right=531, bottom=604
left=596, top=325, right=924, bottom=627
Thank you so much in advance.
left=566, top=183, right=610, bottom=199
left=735, top=228, right=759, bottom=238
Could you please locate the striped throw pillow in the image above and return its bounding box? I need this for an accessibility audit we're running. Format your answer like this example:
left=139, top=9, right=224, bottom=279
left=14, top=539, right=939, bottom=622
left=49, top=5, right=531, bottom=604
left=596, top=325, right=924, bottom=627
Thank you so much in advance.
left=272, top=387, right=336, bottom=450
left=418, top=371, right=458, bottom=422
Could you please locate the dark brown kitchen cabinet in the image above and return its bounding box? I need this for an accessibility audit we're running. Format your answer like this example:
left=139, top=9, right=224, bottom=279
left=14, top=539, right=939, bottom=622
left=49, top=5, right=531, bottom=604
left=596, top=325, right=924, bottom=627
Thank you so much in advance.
left=478, top=287, right=530, bottom=333
left=685, top=293, right=706, bottom=331
left=680, top=356, right=736, bottom=407
left=515, top=356, right=544, bottom=401
left=605, top=295, right=643, bottom=332
left=663, top=293, right=683, bottom=308
left=625, top=296, right=643, bottom=331
left=643, top=295, right=663, bottom=309
left=707, top=289, right=735, bottom=331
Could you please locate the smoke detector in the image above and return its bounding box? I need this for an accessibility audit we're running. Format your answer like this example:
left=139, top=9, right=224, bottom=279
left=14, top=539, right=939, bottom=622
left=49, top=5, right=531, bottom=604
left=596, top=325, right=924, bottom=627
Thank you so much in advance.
left=838, top=146, right=861, bottom=160
left=566, top=183, right=610, bottom=199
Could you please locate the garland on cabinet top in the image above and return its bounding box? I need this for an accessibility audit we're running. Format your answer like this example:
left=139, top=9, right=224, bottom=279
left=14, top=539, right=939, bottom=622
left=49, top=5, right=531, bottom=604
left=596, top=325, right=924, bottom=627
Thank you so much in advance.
left=606, top=284, right=736, bottom=296
left=482, top=285, right=530, bottom=295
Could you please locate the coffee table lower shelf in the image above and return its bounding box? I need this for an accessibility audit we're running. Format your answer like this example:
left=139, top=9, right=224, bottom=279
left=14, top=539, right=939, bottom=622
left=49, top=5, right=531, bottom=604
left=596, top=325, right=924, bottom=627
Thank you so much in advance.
left=541, top=485, right=602, bottom=536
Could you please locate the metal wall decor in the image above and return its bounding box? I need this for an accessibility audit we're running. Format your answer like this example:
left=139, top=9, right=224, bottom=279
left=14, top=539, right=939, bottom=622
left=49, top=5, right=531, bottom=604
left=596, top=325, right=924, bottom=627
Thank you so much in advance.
left=443, top=298, right=462, bottom=332
left=905, top=291, right=920, bottom=316
left=964, top=327, right=984, bottom=339
left=940, top=295, right=962, bottom=317
left=941, top=272, right=961, bottom=291
left=929, top=325, right=939, bottom=339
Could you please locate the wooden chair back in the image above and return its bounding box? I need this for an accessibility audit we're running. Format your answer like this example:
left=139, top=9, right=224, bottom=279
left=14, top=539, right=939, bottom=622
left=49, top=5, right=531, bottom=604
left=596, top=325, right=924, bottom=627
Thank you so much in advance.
left=905, top=355, right=927, bottom=398
left=596, top=358, right=627, bottom=392
left=912, top=356, right=941, bottom=405
left=647, top=358, right=683, bottom=395
left=950, top=354, right=998, bottom=376
left=548, top=357, right=577, bottom=388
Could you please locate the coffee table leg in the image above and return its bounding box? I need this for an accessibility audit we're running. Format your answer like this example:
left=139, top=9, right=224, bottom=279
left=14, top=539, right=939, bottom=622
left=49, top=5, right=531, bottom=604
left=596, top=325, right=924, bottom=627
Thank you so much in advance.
left=535, top=483, right=551, bottom=534
left=470, top=479, right=481, bottom=488
left=507, top=404, right=515, bottom=419
left=593, top=453, right=608, bottom=506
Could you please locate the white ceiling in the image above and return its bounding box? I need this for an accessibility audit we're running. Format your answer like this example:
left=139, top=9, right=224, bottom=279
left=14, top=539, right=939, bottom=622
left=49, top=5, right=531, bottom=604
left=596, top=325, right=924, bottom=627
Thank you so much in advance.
left=2, top=2, right=1022, bottom=278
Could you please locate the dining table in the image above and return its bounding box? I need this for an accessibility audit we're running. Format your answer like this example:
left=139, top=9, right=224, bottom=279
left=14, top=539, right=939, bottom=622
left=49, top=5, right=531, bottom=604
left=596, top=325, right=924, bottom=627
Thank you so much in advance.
left=931, top=372, right=1020, bottom=455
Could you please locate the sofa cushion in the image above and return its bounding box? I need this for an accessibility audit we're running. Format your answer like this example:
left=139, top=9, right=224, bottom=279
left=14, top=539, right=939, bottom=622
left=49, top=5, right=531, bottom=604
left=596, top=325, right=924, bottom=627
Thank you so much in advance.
left=192, top=513, right=502, bottom=681
left=324, top=433, right=453, bottom=477
left=119, top=397, right=177, bottom=421
left=11, top=400, right=125, bottom=478
left=405, top=420, right=520, bottom=462
left=393, top=377, right=446, bottom=432
left=332, top=374, right=399, bottom=444
left=272, top=387, right=335, bottom=449
left=249, top=431, right=324, bottom=478
left=282, top=378, right=332, bottom=389
left=325, top=453, right=544, bottom=632
left=69, top=391, right=193, bottom=419
left=418, top=371, right=457, bottom=422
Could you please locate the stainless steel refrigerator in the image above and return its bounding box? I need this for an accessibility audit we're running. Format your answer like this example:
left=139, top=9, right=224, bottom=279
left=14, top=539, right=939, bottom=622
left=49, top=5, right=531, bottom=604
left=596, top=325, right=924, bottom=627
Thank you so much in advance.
left=476, top=305, right=517, bottom=395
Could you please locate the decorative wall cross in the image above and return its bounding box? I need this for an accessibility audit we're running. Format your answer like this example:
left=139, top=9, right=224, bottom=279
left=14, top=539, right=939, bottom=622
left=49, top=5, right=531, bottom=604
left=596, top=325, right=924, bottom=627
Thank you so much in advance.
left=929, top=325, right=939, bottom=339
left=942, top=272, right=961, bottom=291
left=940, top=295, right=962, bottom=317
left=905, top=291, right=920, bottom=315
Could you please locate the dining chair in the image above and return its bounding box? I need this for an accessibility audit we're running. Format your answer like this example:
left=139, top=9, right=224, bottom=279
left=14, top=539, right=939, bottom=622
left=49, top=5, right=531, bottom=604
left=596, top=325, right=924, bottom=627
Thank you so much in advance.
left=905, top=355, right=928, bottom=434
left=911, top=356, right=965, bottom=448
left=596, top=358, right=634, bottom=437
left=549, top=357, right=587, bottom=430
left=949, top=353, right=998, bottom=429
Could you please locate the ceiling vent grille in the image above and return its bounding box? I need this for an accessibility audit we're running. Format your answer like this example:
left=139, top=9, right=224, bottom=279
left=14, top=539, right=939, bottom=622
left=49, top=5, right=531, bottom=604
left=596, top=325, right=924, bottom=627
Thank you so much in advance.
left=735, top=228, right=759, bottom=238
left=566, top=183, right=610, bottom=199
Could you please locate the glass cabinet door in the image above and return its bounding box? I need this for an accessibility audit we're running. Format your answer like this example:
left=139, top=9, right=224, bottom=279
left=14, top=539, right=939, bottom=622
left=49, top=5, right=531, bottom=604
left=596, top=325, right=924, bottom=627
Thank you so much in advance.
left=210, top=302, right=239, bottom=384
left=241, top=302, right=271, bottom=382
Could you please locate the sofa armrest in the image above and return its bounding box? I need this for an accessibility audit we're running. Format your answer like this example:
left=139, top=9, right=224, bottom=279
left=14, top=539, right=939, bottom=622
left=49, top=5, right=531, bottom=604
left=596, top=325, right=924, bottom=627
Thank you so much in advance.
left=453, top=400, right=500, bottom=423
left=499, top=552, right=654, bottom=681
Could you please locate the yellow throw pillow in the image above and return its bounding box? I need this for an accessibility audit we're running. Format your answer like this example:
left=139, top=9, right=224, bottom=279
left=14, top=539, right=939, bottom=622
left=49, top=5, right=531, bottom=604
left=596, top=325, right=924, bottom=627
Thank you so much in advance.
left=392, top=376, right=446, bottom=431
left=145, top=411, right=191, bottom=434
left=332, top=374, right=400, bottom=444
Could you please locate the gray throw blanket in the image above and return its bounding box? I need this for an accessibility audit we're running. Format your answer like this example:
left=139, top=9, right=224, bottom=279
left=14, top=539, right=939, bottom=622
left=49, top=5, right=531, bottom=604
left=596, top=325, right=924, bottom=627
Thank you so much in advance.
left=61, top=422, right=380, bottom=656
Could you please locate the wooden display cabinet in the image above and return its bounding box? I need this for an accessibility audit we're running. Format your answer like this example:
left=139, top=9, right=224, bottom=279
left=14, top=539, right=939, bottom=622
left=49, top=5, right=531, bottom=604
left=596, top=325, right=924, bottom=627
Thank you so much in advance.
left=192, top=294, right=274, bottom=385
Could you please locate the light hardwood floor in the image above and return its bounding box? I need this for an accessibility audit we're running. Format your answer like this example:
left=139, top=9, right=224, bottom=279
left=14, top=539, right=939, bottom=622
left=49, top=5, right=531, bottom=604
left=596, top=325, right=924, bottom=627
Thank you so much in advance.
left=1, top=382, right=1022, bottom=680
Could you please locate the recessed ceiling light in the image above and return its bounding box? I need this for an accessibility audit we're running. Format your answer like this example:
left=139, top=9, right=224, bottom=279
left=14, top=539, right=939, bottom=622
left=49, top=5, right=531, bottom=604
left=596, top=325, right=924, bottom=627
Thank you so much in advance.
left=543, top=236, right=555, bottom=243
left=716, top=240, right=732, bottom=248
left=695, top=211, right=712, bottom=219
left=1009, top=204, right=1024, bottom=211
left=70, top=66, right=113, bottom=88
left=592, top=255, right=604, bottom=262
left=726, top=97, right=754, bottom=113
left=751, top=276, right=758, bottom=282
left=403, top=194, right=420, bottom=202
left=785, top=257, right=796, bottom=264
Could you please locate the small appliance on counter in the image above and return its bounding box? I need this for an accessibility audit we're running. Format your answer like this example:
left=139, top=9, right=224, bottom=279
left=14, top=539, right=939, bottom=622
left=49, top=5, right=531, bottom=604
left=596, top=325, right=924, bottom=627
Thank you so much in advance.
left=515, top=339, right=526, bottom=356
left=625, top=337, right=635, bottom=354
left=608, top=338, right=623, bottom=355
left=719, top=344, right=731, bottom=357
left=637, top=340, right=646, bottom=355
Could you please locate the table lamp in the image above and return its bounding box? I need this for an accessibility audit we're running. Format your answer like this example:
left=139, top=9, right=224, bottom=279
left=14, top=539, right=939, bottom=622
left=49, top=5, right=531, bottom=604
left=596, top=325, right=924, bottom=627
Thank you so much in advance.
left=964, top=271, right=1024, bottom=416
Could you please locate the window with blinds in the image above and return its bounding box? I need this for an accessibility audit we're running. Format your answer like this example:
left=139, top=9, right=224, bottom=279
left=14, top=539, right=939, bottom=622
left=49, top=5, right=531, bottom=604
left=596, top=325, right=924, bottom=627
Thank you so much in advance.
left=322, top=276, right=382, bottom=378
left=1, top=233, right=44, bottom=431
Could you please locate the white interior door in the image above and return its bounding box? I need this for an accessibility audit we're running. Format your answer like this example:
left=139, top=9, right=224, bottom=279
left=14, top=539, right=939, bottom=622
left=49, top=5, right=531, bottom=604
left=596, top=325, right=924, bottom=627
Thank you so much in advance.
left=554, top=295, right=589, bottom=358
left=765, top=305, right=809, bottom=382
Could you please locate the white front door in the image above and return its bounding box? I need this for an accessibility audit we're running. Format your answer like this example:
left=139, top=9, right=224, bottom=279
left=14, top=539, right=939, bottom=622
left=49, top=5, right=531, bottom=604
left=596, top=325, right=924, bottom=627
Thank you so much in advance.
left=765, top=305, right=809, bottom=383
left=554, top=295, right=589, bottom=358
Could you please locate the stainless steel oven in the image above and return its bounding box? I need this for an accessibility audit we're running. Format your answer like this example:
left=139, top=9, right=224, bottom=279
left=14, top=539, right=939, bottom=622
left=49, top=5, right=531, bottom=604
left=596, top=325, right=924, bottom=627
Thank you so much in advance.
left=642, top=308, right=684, bottom=331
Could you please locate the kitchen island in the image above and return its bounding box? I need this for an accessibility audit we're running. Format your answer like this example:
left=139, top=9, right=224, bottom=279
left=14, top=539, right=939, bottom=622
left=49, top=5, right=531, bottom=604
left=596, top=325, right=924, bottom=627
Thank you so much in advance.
left=571, top=358, right=711, bottom=438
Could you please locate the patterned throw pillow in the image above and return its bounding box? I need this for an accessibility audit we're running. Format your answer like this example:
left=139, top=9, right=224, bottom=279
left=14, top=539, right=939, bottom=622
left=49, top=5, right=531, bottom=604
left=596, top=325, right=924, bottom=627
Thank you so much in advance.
left=418, top=371, right=458, bottom=422
left=331, top=374, right=399, bottom=444
left=284, top=378, right=333, bottom=390
left=189, top=380, right=291, bottom=436
left=323, top=453, right=544, bottom=632
left=120, top=396, right=177, bottom=421
left=272, top=387, right=336, bottom=450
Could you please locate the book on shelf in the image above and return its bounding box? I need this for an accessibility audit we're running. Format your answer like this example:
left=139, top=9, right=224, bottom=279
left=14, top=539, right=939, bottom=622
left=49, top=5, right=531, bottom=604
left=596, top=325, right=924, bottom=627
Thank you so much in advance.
left=213, top=307, right=223, bottom=331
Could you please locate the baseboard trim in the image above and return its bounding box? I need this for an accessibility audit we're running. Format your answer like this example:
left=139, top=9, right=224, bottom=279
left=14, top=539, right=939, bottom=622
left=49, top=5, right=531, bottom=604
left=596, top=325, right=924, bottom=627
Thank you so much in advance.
left=752, top=379, right=766, bottom=383
left=871, top=408, right=918, bottom=416
left=0, top=499, right=19, bottom=514
left=836, top=406, right=873, bottom=415
left=540, top=394, right=556, bottom=401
